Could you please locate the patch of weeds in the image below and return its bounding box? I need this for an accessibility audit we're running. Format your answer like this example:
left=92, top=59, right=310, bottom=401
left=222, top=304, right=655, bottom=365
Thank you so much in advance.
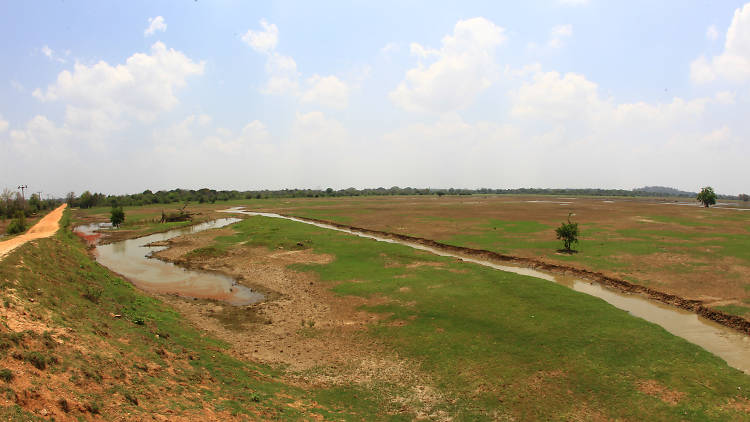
left=186, top=246, right=226, bottom=258
left=0, top=332, right=25, bottom=346
left=24, top=351, right=50, bottom=370
left=42, top=331, right=56, bottom=348
left=714, top=304, right=750, bottom=317
left=250, top=392, right=261, bottom=402
left=85, top=400, right=102, bottom=414
left=58, top=398, right=70, bottom=413
left=122, top=390, right=138, bottom=405
left=82, top=367, right=103, bottom=383
left=0, top=369, right=13, bottom=382
left=82, top=285, right=103, bottom=303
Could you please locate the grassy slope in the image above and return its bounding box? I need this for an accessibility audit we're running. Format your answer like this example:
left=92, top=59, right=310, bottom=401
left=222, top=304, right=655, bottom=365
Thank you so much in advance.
left=208, top=216, right=750, bottom=421
left=0, top=211, right=391, bottom=420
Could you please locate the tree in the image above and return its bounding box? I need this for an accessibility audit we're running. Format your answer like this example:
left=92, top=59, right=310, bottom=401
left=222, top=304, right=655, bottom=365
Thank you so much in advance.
left=110, top=206, right=125, bottom=228
left=739, top=193, right=750, bottom=202
left=6, top=211, right=26, bottom=235
left=79, top=191, right=95, bottom=209
left=696, top=186, right=717, bottom=208
left=555, top=213, right=579, bottom=252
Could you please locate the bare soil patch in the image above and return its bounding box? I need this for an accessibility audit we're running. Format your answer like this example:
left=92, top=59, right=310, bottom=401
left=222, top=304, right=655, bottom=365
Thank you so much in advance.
left=637, top=380, right=685, bottom=405
left=0, top=204, right=66, bottom=260
left=151, top=227, right=448, bottom=417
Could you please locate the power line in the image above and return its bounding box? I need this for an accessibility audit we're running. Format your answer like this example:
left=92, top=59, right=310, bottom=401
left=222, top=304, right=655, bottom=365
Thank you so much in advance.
left=17, top=185, right=28, bottom=201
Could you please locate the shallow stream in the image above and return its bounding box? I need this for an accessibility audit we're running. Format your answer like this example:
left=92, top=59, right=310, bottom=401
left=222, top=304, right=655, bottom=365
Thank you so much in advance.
left=75, top=218, right=264, bottom=306
left=220, top=207, right=750, bottom=375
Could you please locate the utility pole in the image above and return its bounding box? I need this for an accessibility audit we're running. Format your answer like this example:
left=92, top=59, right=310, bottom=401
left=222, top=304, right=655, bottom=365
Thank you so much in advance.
left=17, top=185, right=28, bottom=200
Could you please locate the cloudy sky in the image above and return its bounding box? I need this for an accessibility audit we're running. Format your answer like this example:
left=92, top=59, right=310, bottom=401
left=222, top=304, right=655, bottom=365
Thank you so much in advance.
left=2, top=1, right=750, bottom=196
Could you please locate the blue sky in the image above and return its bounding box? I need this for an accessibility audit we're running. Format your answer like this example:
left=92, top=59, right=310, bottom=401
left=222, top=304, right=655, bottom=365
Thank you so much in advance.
left=2, top=1, right=750, bottom=196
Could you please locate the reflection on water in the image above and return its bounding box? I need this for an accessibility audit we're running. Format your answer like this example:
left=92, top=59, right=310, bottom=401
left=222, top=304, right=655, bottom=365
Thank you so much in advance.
left=221, top=207, right=750, bottom=374
left=75, top=218, right=263, bottom=306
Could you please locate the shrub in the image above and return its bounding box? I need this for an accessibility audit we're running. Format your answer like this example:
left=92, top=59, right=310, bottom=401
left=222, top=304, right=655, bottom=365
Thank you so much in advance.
left=110, top=206, right=125, bottom=228
left=696, top=186, right=717, bottom=208
left=82, top=286, right=103, bottom=303
left=86, top=400, right=101, bottom=414
left=25, top=351, right=47, bottom=370
left=555, top=214, right=579, bottom=252
left=0, top=369, right=13, bottom=382
left=6, top=212, right=26, bottom=235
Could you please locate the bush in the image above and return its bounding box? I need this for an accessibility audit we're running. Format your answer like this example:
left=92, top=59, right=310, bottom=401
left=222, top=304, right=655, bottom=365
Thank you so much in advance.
left=110, top=206, right=125, bottom=228
left=696, top=186, right=717, bottom=208
left=25, top=351, right=48, bottom=370
left=0, top=369, right=13, bottom=382
left=555, top=214, right=579, bottom=252
left=6, top=212, right=26, bottom=235
left=83, top=286, right=103, bottom=303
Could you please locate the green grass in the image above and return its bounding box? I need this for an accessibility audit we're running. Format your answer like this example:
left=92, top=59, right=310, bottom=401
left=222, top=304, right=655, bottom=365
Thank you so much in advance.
left=0, top=210, right=414, bottom=420
left=205, top=216, right=750, bottom=421
left=714, top=304, right=750, bottom=317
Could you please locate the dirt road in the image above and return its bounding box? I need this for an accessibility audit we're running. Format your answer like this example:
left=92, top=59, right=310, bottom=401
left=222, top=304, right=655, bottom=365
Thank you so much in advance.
left=0, top=203, right=67, bottom=260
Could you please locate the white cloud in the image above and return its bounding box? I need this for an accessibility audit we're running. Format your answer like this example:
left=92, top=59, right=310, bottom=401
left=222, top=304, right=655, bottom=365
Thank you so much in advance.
left=262, top=53, right=300, bottom=95
left=706, top=25, right=719, bottom=41
left=512, top=70, right=714, bottom=128
left=691, top=3, right=750, bottom=83
left=0, top=115, right=8, bottom=133
left=144, top=16, right=167, bottom=37
left=241, top=19, right=278, bottom=53
left=300, top=75, right=350, bottom=109
left=380, top=42, right=399, bottom=55
left=244, top=19, right=350, bottom=108
left=548, top=24, right=573, bottom=48
left=41, top=45, right=65, bottom=63
left=390, top=17, right=506, bottom=113
left=33, top=42, right=204, bottom=122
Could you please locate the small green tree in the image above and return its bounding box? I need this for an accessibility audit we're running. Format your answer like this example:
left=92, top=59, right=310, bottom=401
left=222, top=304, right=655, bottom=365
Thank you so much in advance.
left=696, top=186, right=717, bottom=208
left=6, top=211, right=26, bottom=235
left=555, top=213, right=579, bottom=252
left=110, top=206, right=125, bottom=228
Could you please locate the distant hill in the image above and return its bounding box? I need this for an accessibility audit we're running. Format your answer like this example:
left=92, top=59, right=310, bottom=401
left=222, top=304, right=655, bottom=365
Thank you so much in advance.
left=632, top=186, right=696, bottom=197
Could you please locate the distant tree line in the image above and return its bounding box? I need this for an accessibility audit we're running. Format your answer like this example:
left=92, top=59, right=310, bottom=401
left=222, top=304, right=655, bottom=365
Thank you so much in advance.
left=0, top=189, right=61, bottom=221
left=61, top=185, right=745, bottom=209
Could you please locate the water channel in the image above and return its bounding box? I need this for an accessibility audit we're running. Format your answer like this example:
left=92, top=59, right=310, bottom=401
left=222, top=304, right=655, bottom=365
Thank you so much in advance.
left=220, top=207, right=750, bottom=375
left=75, top=218, right=264, bottom=306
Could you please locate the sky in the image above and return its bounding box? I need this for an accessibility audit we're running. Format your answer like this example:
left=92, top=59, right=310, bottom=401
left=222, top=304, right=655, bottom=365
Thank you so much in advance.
left=1, top=1, right=750, bottom=196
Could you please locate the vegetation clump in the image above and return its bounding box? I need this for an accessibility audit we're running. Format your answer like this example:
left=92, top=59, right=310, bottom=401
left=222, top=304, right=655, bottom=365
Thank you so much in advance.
left=739, top=193, right=749, bottom=202
left=160, top=203, right=194, bottom=222
left=696, top=186, right=717, bottom=207
left=555, top=213, right=579, bottom=252
left=6, top=211, right=26, bottom=235
left=110, top=205, right=125, bottom=228
left=0, top=369, right=13, bottom=382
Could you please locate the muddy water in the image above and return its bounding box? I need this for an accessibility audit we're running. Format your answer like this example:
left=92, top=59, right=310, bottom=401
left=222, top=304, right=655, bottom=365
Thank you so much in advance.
left=221, top=207, right=750, bottom=374
left=75, top=218, right=264, bottom=306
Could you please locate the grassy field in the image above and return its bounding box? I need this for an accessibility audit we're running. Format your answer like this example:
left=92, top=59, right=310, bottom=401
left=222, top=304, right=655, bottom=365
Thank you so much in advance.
left=187, top=215, right=750, bottom=420
left=55, top=196, right=750, bottom=419
left=0, top=210, right=411, bottom=420
left=234, top=195, right=750, bottom=315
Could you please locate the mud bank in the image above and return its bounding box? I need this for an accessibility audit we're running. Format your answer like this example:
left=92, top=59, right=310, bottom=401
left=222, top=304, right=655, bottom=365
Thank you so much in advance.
left=276, top=214, right=750, bottom=335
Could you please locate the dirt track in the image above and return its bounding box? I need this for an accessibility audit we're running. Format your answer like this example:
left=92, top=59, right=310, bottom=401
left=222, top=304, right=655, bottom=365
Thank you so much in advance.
left=0, top=204, right=67, bottom=260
